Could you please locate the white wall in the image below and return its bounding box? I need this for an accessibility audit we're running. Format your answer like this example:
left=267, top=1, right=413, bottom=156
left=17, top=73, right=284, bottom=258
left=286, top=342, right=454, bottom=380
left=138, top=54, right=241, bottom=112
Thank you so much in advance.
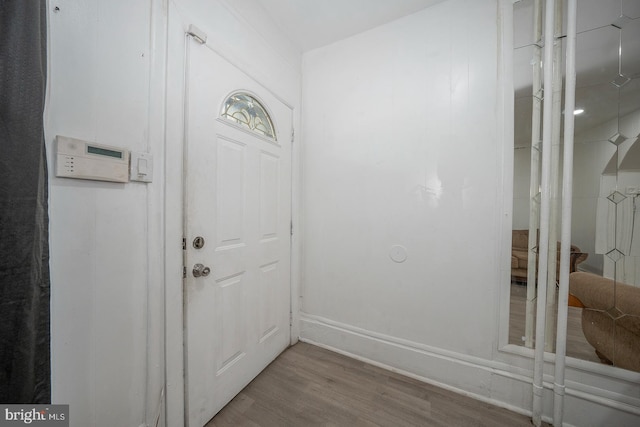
left=301, top=0, right=509, bottom=399
left=300, top=1, right=640, bottom=425
left=46, top=1, right=300, bottom=426
left=302, top=0, right=500, bottom=358
left=46, top=1, right=153, bottom=425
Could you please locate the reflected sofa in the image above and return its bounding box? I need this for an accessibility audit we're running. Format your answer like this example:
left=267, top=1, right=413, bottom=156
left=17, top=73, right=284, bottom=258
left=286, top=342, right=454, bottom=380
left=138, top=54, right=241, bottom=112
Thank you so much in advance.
left=511, top=229, right=588, bottom=282
left=569, top=272, right=640, bottom=372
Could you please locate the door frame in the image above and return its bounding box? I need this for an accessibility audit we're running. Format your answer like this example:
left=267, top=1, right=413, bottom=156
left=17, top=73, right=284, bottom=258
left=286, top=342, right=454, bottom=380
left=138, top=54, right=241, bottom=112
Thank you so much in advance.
left=164, top=5, right=301, bottom=426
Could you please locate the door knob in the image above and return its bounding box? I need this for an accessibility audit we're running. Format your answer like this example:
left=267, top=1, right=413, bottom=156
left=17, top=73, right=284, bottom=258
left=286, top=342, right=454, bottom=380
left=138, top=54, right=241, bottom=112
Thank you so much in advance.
left=192, top=263, right=211, bottom=277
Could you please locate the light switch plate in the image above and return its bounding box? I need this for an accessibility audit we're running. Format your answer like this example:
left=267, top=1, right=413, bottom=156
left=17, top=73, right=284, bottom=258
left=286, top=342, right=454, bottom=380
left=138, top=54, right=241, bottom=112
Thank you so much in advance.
left=130, top=151, right=153, bottom=183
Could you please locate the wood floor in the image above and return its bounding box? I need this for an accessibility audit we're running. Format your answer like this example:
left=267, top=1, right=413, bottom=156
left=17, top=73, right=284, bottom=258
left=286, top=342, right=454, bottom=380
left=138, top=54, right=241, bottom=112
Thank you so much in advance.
left=509, top=282, right=600, bottom=363
left=207, top=342, right=544, bottom=427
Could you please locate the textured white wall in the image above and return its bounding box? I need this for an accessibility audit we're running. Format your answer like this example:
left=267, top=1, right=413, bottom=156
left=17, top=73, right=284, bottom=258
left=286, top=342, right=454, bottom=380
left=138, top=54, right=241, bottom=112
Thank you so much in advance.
left=301, top=0, right=501, bottom=366
left=46, top=1, right=152, bottom=426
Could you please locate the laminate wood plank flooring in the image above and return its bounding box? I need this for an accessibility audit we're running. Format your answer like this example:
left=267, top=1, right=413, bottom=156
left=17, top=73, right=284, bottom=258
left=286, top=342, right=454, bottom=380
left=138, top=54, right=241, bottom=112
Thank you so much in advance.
left=207, top=342, right=546, bottom=427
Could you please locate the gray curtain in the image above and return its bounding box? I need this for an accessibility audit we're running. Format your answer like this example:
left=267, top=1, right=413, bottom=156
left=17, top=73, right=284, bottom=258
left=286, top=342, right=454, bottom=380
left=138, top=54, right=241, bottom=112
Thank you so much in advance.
left=0, top=0, right=51, bottom=403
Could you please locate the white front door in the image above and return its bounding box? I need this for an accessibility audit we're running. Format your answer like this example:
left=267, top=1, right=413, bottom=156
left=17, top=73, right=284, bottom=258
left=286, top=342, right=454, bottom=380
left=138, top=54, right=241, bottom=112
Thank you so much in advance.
left=183, top=37, right=292, bottom=427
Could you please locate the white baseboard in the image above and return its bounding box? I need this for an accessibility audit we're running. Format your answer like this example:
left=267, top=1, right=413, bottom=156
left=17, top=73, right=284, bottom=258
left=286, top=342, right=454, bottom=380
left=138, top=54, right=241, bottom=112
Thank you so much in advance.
left=299, top=312, right=640, bottom=427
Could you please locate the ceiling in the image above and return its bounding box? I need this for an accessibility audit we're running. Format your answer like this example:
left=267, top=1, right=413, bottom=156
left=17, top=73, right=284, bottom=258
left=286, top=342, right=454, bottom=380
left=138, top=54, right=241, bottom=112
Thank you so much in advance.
left=252, top=0, right=446, bottom=52
left=238, top=0, right=640, bottom=149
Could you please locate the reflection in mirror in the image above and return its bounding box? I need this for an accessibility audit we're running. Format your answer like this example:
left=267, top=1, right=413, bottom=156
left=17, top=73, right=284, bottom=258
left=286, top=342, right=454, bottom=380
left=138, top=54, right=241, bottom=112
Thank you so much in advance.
left=509, top=0, right=640, bottom=372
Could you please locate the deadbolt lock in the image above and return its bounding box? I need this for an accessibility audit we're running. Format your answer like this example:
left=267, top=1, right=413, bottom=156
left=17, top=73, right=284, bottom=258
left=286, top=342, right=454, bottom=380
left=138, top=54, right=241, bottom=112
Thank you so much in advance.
left=193, top=236, right=205, bottom=249
left=192, top=263, right=211, bottom=277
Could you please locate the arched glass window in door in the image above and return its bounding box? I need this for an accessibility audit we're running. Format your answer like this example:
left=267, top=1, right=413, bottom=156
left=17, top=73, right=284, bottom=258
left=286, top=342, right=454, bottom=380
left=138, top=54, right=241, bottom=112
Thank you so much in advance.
left=220, top=92, right=276, bottom=141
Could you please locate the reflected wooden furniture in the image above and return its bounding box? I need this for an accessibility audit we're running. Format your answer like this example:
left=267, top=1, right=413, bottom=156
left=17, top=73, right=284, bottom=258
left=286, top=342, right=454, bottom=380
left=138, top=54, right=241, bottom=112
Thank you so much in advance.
left=511, top=229, right=588, bottom=283
left=569, top=272, right=640, bottom=372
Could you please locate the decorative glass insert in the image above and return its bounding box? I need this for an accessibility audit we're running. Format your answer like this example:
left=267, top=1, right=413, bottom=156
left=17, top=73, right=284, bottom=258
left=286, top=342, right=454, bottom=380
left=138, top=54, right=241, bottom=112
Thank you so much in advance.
left=220, top=92, right=276, bottom=140
left=533, top=87, right=544, bottom=101
left=608, top=132, right=628, bottom=146
left=606, top=306, right=625, bottom=320
left=607, top=191, right=627, bottom=204
left=606, top=248, right=625, bottom=262
left=532, top=191, right=541, bottom=204
left=611, top=74, right=631, bottom=88
left=611, top=15, right=632, bottom=29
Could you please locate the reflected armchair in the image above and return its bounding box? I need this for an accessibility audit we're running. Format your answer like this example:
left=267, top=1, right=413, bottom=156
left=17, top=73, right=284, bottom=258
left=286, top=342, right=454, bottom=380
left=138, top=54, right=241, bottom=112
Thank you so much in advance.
left=511, top=229, right=588, bottom=283
left=569, top=272, right=640, bottom=372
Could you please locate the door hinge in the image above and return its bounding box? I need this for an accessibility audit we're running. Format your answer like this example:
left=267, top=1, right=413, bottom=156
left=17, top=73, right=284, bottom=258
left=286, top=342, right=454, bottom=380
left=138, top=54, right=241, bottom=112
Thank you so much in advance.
left=182, top=266, right=187, bottom=279
left=182, top=238, right=186, bottom=250
left=291, top=127, right=294, bottom=143
left=290, top=221, right=293, bottom=236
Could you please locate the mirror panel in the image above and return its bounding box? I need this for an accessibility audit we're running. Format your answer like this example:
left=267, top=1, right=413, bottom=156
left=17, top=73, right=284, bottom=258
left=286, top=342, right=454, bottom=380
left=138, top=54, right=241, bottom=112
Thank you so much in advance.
left=510, top=0, right=640, bottom=372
